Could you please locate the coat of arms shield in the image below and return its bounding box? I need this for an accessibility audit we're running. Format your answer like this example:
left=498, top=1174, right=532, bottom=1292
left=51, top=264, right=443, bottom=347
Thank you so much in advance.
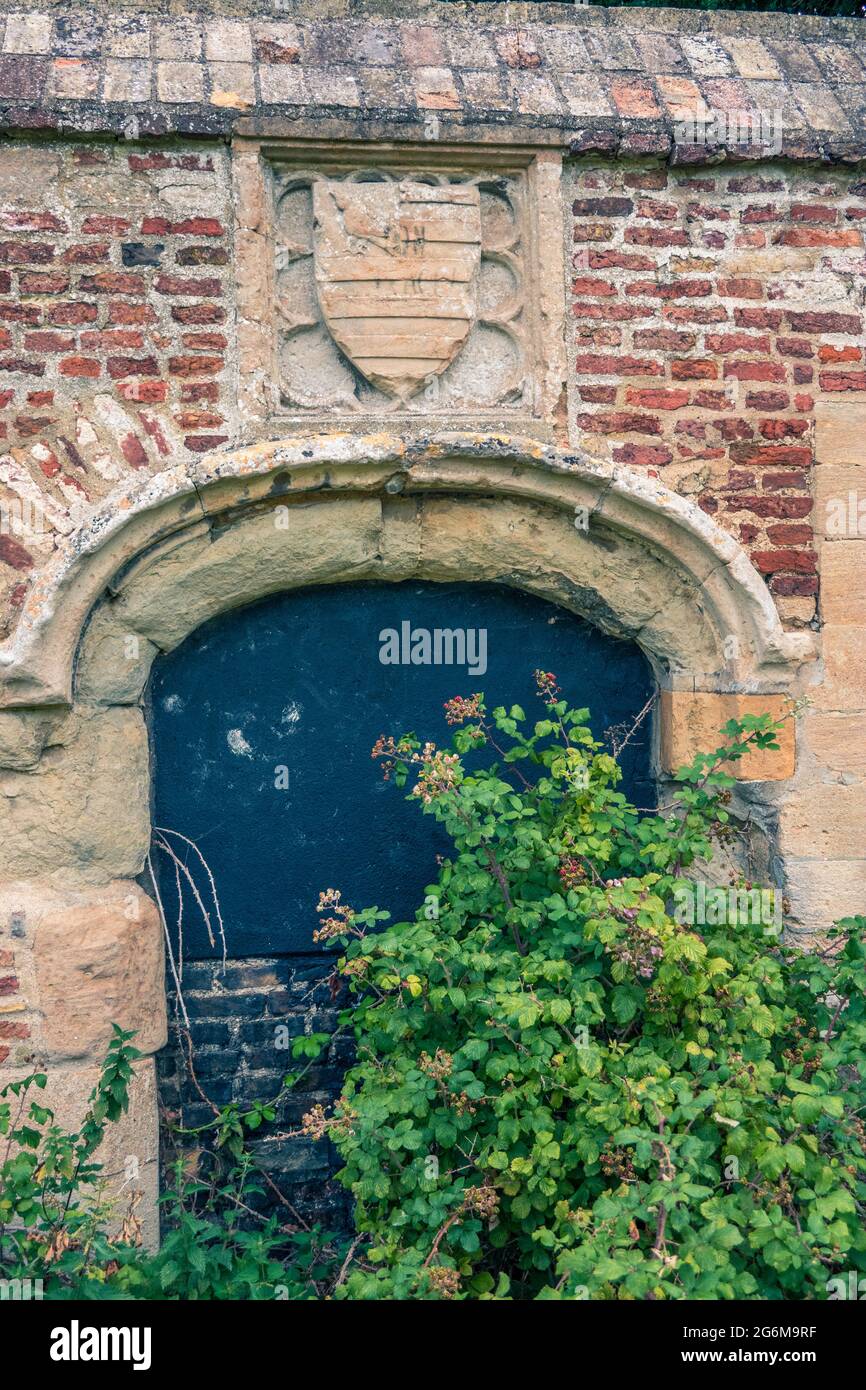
left=312, top=178, right=482, bottom=403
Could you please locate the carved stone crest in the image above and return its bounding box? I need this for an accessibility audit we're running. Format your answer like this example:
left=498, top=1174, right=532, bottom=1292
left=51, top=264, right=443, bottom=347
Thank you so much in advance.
left=247, top=148, right=565, bottom=430
left=312, top=179, right=482, bottom=403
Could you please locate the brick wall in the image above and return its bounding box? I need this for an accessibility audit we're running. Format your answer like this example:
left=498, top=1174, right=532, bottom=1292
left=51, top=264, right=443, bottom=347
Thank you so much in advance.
left=567, top=162, right=866, bottom=630
left=0, top=140, right=234, bottom=638
left=157, top=955, right=353, bottom=1232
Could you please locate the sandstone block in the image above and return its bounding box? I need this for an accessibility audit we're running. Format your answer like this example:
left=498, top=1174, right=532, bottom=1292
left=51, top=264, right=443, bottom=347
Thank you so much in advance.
left=0, top=879, right=165, bottom=1061
left=659, top=690, right=796, bottom=780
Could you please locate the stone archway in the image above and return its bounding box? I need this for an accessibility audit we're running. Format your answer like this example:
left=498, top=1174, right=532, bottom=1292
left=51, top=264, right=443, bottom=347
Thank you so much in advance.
left=0, top=432, right=813, bottom=1246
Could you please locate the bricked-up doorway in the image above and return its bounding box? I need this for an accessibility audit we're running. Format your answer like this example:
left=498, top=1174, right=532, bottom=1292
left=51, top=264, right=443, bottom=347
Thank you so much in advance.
left=150, top=580, right=654, bottom=1227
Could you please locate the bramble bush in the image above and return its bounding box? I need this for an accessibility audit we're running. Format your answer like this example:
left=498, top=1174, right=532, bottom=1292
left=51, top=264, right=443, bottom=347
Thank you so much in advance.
left=306, top=675, right=866, bottom=1300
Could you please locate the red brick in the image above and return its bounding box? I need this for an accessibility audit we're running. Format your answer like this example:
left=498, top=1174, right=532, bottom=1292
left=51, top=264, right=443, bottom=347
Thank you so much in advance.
left=574, top=353, right=661, bottom=376
left=759, top=418, right=809, bottom=440
left=171, top=303, right=225, bottom=325
left=587, top=249, right=654, bottom=271
left=734, top=308, right=783, bottom=330
left=62, top=242, right=110, bottom=265
left=775, top=228, right=860, bottom=248
left=718, top=277, right=763, bottom=299
left=108, top=300, right=156, bottom=325
left=142, top=216, right=224, bottom=237
left=706, top=331, right=771, bottom=354
left=573, top=197, right=633, bottom=217
left=728, top=177, right=784, bottom=194
left=572, top=277, right=617, bottom=298
left=117, top=380, right=168, bottom=404
left=120, top=433, right=149, bottom=468
left=664, top=305, right=728, bottom=325
left=0, top=302, right=40, bottom=324
left=0, top=1019, right=29, bottom=1038
left=81, top=214, right=131, bottom=234
left=790, top=203, right=836, bottom=224
left=0, top=356, right=43, bottom=375
left=764, top=472, right=810, bottom=491
left=612, top=443, right=674, bottom=468
left=168, top=355, right=223, bottom=378
left=177, top=409, right=224, bottom=429
left=770, top=574, right=818, bottom=597
left=24, top=331, right=75, bottom=352
left=0, top=537, right=32, bottom=570
left=128, top=153, right=214, bottom=172
left=671, top=359, right=718, bottom=381
left=107, top=355, right=159, bottom=379
left=156, top=276, right=222, bottom=298
left=751, top=549, right=816, bottom=575
left=633, top=328, right=696, bottom=351
left=180, top=381, right=219, bottom=403
left=744, top=391, right=789, bottom=411
left=59, top=356, right=100, bottom=378
left=820, top=371, right=866, bottom=392
left=776, top=337, right=813, bottom=360
left=184, top=433, right=229, bottom=451
left=19, top=270, right=69, bottom=294
left=0, top=211, right=65, bottom=232
left=625, top=226, right=688, bottom=248
left=79, top=272, right=145, bottom=295
left=732, top=444, right=812, bottom=469
left=625, top=388, right=689, bottom=409
left=727, top=495, right=812, bottom=520
left=573, top=302, right=648, bottom=322
left=723, top=361, right=786, bottom=383
left=740, top=205, right=780, bottom=224
left=181, top=332, right=227, bottom=350
left=81, top=330, right=144, bottom=350
left=578, top=386, right=616, bottom=404
left=818, top=344, right=861, bottom=364
left=636, top=198, right=678, bottom=221
left=626, top=279, right=711, bottom=300
left=576, top=411, right=661, bottom=436
left=0, top=241, right=54, bottom=265
left=767, top=523, right=812, bottom=545
left=786, top=310, right=861, bottom=334
left=48, top=301, right=97, bottom=325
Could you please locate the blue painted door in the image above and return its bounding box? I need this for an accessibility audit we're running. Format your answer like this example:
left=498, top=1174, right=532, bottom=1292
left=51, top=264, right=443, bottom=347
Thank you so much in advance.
left=148, top=581, right=654, bottom=959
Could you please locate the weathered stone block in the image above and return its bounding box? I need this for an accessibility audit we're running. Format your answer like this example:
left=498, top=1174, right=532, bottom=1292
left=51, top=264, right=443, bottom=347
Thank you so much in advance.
left=781, top=783, right=866, bottom=860
left=0, top=879, right=165, bottom=1061
left=659, top=690, right=796, bottom=780
left=0, top=705, right=150, bottom=879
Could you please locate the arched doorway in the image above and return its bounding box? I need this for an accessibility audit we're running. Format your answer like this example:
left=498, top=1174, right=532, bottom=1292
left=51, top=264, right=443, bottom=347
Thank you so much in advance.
left=0, top=431, right=806, bottom=1246
left=149, top=579, right=655, bottom=1226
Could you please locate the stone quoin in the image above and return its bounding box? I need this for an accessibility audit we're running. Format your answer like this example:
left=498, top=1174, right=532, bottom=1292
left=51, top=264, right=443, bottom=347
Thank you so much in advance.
left=0, top=0, right=863, bottom=1246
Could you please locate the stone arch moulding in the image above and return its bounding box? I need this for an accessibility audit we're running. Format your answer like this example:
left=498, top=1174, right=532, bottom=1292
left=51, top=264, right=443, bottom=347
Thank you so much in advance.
left=0, top=432, right=812, bottom=715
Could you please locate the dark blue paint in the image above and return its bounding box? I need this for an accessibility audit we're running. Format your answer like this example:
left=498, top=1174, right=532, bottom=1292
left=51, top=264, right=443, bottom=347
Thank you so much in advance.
left=149, top=582, right=654, bottom=957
